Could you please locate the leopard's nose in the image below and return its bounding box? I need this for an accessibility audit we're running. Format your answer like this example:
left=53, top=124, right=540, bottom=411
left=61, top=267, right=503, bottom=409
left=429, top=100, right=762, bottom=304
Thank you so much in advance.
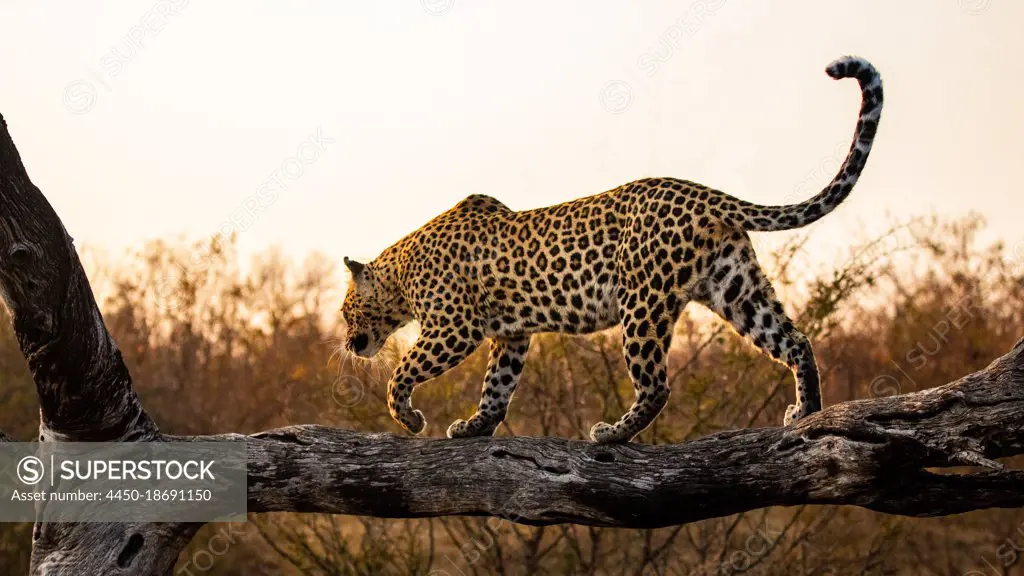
left=351, top=333, right=370, bottom=354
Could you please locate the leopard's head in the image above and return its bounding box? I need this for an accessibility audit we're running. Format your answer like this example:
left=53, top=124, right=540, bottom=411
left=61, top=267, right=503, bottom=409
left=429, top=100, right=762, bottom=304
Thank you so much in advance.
left=340, top=257, right=411, bottom=358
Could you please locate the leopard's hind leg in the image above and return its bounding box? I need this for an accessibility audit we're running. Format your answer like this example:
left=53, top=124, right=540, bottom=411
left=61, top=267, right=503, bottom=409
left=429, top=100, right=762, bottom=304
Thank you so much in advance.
left=695, top=231, right=822, bottom=425
left=589, top=287, right=685, bottom=443
left=590, top=214, right=693, bottom=443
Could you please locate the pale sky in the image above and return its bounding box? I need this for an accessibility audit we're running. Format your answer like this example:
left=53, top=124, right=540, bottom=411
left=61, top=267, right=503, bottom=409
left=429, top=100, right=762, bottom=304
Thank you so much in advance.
left=0, top=1, right=1021, bottom=274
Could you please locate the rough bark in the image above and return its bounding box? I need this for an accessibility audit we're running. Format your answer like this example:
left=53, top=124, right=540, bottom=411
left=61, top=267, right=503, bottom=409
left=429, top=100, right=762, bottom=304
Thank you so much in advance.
left=1, top=112, right=1022, bottom=575
left=234, top=339, right=1024, bottom=524
left=0, top=113, right=186, bottom=575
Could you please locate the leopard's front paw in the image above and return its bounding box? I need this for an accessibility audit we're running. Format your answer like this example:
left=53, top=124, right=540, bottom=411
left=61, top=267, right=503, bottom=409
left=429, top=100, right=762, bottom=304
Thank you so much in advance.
left=399, top=409, right=427, bottom=435
left=589, top=422, right=629, bottom=444
left=783, top=404, right=800, bottom=427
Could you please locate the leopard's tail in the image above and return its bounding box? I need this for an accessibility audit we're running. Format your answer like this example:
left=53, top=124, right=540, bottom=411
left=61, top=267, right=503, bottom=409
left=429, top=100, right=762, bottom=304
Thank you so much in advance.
left=733, top=56, right=883, bottom=232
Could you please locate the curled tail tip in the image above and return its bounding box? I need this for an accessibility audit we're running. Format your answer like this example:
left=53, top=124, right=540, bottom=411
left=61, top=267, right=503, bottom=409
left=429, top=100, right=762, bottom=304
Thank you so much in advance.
left=825, top=55, right=879, bottom=83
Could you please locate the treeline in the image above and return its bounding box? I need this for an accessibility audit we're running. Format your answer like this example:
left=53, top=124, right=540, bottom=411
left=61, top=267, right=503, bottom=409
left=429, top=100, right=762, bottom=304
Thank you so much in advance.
left=1, top=214, right=1022, bottom=575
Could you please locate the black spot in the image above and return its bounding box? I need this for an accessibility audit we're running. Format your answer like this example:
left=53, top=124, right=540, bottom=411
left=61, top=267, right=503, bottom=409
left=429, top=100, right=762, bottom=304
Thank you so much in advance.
left=636, top=321, right=650, bottom=337
left=677, top=266, right=692, bottom=285
left=641, top=340, right=656, bottom=359
left=724, top=278, right=743, bottom=303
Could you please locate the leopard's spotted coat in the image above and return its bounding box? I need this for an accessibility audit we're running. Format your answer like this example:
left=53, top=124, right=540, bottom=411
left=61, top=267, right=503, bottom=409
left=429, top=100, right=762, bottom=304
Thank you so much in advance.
left=341, top=56, right=882, bottom=443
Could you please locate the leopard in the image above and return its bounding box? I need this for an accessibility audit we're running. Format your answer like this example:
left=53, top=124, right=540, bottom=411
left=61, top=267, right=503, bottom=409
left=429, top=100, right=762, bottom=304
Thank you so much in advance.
left=340, top=56, right=882, bottom=443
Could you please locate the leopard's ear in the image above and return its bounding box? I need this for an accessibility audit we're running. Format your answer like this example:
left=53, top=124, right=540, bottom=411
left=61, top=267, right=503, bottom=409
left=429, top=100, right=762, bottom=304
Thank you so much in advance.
left=343, top=257, right=365, bottom=279
left=344, top=257, right=376, bottom=294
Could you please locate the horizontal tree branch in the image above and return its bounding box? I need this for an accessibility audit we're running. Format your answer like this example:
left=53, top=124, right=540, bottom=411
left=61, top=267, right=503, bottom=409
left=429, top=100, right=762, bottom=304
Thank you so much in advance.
left=193, top=337, right=1023, bottom=526
left=18, top=338, right=1023, bottom=574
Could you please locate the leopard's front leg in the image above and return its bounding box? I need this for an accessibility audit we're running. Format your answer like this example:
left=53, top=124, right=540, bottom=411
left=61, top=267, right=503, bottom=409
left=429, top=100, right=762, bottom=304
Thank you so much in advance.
left=447, top=335, right=531, bottom=439
left=388, top=326, right=482, bottom=435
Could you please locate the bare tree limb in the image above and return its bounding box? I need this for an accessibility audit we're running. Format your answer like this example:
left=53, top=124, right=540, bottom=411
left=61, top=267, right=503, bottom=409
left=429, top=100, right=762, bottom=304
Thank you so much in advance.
left=1, top=111, right=1023, bottom=575
left=0, top=114, right=156, bottom=444
left=0, top=113, right=186, bottom=575
left=210, top=337, right=1024, bottom=525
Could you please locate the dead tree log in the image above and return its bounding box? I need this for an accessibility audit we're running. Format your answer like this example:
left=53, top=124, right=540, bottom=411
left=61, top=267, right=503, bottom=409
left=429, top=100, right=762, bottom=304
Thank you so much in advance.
left=1, top=112, right=1023, bottom=575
